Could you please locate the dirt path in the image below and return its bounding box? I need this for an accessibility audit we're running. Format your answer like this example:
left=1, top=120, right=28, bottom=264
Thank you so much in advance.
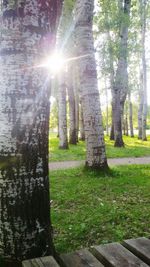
left=49, top=156, right=150, bottom=170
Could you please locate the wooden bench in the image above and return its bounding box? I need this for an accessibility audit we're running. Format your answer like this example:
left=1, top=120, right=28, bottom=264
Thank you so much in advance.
left=22, top=237, right=150, bottom=266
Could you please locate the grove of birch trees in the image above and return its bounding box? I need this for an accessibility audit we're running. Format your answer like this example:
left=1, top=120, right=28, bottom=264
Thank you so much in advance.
left=51, top=0, right=150, bottom=162
left=0, top=0, right=150, bottom=265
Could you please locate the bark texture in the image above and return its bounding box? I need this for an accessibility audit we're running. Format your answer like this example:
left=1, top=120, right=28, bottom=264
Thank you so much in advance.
left=67, top=65, right=77, bottom=145
left=106, top=22, right=115, bottom=141
left=141, top=0, right=147, bottom=141
left=113, top=0, right=131, bottom=147
left=79, top=103, right=85, bottom=141
left=58, top=72, right=69, bottom=149
left=128, top=92, right=134, bottom=137
left=138, top=71, right=143, bottom=139
left=138, top=0, right=147, bottom=141
left=75, top=0, right=108, bottom=169
left=0, top=0, right=62, bottom=263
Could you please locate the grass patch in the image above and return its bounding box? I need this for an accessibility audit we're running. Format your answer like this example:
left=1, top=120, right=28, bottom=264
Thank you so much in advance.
left=106, top=135, right=150, bottom=158
left=50, top=165, right=150, bottom=253
left=49, top=133, right=150, bottom=162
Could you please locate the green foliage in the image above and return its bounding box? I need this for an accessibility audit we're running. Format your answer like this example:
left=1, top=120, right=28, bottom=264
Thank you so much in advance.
left=49, top=133, right=150, bottom=162
left=50, top=165, right=150, bottom=253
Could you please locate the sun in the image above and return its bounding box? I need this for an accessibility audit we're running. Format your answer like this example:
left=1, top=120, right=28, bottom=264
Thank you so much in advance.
left=44, top=52, right=65, bottom=73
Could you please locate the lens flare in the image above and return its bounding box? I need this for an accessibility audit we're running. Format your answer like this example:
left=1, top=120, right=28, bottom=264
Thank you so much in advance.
left=45, top=53, right=65, bottom=73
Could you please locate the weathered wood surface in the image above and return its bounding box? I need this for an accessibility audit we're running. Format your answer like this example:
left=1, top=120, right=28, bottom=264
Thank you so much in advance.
left=22, top=237, right=150, bottom=267
left=123, top=237, right=150, bottom=265
left=92, top=242, right=149, bottom=267
left=60, top=248, right=104, bottom=267
left=22, top=256, right=59, bottom=267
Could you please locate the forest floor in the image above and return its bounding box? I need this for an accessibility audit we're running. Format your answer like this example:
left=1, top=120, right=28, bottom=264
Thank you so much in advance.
left=49, top=156, right=150, bottom=170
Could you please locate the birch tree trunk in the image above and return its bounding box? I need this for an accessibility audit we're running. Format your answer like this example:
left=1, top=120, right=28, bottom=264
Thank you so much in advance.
left=79, top=103, right=85, bottom=141
left=128, top=92, right=134, bottom=137
left=0, top=0, right=62, bottom=263
left=75, top=0, right=108, bottom=169
left=74, top=64, right=80, bottom=143
left=138, top=0, right=147, bottom=141
left=138, top=70, right=143, bottom=139
left=125, top=103, right=129, bottom=136
left=58, top=72, right=69, bottom=149
left=113, top=0, right=131, bottom=147
left=106, top=18, right=115, bottom=140
left=141, top=0, right=147, bottom=141
left=67, top=65, right=77, bottom=144
left=105, top=79, right=109, bottom=136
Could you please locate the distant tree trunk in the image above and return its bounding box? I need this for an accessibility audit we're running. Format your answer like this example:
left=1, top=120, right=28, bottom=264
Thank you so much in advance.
left=105, top=79, right=109, bottom=136
left=58, top=72, right=69, bottom=149
left=56, top=98, right=59, bottom=137
left=67, top=66, right=77, bottom=145
left=74, top=65, right=80, bottom=143
left=123, top=116, right=126, bottom=136
left=75, top=91, right=79, bottom=143
left=0, top=0, right=62, bottom=264
left=125, top=103, right=129, bottom=136
left=113, top=0, right=131, bottom=147
left=110, top=100, right=115, bottom=140
left=128, top=92, right=134, bottom=137
left=75, top=0, right=108, bottom=169
left=105, top=24, right=115, bottom=141
left=110, top=122, right=115, bottom=140
left=113, top=90, right=124, bottom=147
left=141, top=0, right=147, bottom=141
left=138, top=82, right=144, bottom=139
left=138, top=0, right=147, bottom=141
left=79, top=103, right=85, bottom=141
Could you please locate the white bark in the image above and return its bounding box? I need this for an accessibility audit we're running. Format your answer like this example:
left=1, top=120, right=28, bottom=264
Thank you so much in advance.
left=58, top=72, right=69, bottom=149
left=79, top=103, right=85, bottom=141
left=138, top=0, right=147, bottom=141
left=128, top=92, right=134, bottom=137
left=75, top=0, right=107, bottom=169
left=141, top=0, right=147, bottom=141
left=113, top=0, right=131, bottom=147
left=0, top=0, right=61, bottom=262
left=67, top=65, right=77, bottom=144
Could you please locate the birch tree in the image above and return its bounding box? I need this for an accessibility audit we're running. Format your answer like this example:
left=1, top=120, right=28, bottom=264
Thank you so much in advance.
left=75, top=0, right=108, bottom=169
left=112, top=0, right=131, bottom=147
left=67, top=64, right=77, bottom=144
left=138, top=0, right=148, bottom=140
left=0, top=0, right=62, bottom=263
left=58, top=70, right=69, bottom=149
left=128, top=91, right=134, bottom=137
left=57, top=0, right=75, bottom=148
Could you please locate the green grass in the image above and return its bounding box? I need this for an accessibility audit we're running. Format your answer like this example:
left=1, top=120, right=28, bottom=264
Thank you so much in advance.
left=49, top=133, right=150, bottom=162
left=50, top=165, right=150, bottom=253
left=106, top=135, right=150, bottom=158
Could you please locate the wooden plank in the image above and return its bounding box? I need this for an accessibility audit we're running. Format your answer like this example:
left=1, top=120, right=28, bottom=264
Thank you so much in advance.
left=92, top=242, right=149, bottom=267
left=22, top=258, right=44, bottom=267
left=123, top=237, right=150, bottom=265
left=60, top=248, right=104, bottom=267
left=31, top=258, right=44, bottom=267
left=22, top=260, right=33, bottom=267
left=40, top=256, right=60, bottom=267
left=22, top=256, right=59, bottom=267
